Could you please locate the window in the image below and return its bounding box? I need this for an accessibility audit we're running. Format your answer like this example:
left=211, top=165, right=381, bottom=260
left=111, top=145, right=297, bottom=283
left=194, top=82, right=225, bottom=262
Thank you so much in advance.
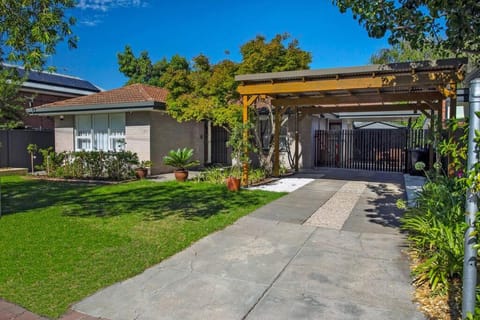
left=258, top=114, right=289, bottom=152
left=75, top=113, right=125, bottom=151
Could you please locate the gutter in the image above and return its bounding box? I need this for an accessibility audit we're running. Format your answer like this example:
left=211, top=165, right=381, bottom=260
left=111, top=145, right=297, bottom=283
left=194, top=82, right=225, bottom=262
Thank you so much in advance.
left=27, top=101, right=165, bottom=116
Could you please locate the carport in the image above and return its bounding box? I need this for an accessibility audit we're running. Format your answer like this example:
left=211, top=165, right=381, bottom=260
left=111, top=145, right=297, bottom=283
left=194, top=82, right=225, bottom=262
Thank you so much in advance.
left=235, top=58, right=467, bottom=185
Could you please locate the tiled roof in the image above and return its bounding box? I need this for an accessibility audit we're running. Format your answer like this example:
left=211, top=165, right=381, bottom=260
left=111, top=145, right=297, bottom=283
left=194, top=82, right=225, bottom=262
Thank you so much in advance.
left=36, top=83, right=168, bottom=109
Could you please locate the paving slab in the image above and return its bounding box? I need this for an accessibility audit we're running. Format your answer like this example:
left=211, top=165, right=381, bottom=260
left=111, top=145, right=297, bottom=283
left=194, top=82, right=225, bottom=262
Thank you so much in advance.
left=71, top=170, right=424, bottom=320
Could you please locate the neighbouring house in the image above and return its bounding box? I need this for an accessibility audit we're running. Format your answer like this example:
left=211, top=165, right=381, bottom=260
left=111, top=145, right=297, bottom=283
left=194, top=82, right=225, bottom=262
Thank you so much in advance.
left=27, top=83, right=207, bottom=174
left=5, top=64, right=101, bottom=129
left=0, top=66, right=101, bottom=168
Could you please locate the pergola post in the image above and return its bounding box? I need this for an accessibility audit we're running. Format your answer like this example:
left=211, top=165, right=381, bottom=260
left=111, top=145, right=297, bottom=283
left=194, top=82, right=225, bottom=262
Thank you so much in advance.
left=273, top=106, right=282, bottom=177
left=294, top=107, right=299, bottom=172
left=428, top=109, right=435, bottom=169
left=241, top=95, right=257, bottom=187
left=448, top=81, right=458, bottom=176
left=242, top=96, right=249, bottom=186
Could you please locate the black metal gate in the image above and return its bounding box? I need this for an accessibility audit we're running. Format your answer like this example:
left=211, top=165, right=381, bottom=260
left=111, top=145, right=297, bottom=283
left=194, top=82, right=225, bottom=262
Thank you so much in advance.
left=314, top=129, right=429, bottom=172
left=211, top=126, right=230, bottom=165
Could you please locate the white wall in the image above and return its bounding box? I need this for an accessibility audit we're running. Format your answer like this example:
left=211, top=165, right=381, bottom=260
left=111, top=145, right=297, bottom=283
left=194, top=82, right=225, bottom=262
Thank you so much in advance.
left=125, top=111, right=151, bottom=163
left=54, top=115, right=74, bottom=151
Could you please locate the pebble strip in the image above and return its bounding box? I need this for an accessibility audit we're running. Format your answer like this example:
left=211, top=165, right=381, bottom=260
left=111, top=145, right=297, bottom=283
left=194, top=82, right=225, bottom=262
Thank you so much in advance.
left=304, top=181, right=367, bottom=229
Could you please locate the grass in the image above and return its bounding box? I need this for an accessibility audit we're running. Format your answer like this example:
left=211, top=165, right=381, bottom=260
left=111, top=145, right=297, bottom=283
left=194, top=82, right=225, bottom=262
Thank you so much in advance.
left=0, top=176, right=285, bottom=318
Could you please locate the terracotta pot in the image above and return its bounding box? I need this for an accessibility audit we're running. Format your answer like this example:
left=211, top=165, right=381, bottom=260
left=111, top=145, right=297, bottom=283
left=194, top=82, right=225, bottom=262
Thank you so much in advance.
left=174, top=169, right=189, bottom=182
left=135, top=168, right=148, bottom=179
left=226, top=176, right=241, bottom=192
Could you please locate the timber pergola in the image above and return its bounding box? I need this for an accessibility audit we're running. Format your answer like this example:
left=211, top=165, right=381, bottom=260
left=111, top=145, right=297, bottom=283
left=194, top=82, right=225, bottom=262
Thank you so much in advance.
left=235, top=58, right=467, bottom=185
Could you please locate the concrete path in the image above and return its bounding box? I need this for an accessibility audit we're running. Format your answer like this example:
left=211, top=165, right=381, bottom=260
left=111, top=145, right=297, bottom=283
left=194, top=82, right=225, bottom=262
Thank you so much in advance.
left=72, top=170, right=424, bottom=320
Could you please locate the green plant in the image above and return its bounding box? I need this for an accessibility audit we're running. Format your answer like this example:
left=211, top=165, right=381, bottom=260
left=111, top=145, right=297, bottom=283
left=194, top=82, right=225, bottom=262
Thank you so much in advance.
left=37, top=149, right=138, bottom=181
left=26, top=144, right=38, bottom=173
left=163, top=148, right=199, bottom=171
left=138, top=160, right=152, bottom=169
left=401, top=174, right=466, bottom=293
left=227, top=122, right=256, bottom=168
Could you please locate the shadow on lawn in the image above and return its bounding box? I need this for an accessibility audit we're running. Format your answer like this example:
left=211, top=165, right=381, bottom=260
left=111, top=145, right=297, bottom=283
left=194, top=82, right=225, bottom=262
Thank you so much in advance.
left=62, top=182, right=267, bottom=220
left=1, top=178, right=270, bottom=220
left=0, top=177, right=96, bottom=215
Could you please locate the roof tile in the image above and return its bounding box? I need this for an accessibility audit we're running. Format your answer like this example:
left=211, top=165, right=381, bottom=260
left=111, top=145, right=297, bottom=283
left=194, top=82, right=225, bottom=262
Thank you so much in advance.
left=36, top=83, right=168, bottom=109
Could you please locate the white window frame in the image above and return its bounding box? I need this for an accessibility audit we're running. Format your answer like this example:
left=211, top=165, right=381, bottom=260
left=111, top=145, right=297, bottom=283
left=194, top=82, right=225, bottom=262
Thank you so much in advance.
left=74, top=113, right=125, bottom=152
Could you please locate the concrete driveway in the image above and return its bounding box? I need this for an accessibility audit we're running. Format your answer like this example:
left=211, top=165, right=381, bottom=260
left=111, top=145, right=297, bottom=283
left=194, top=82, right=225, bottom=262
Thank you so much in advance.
left=73, top=170, right=424, bottom=320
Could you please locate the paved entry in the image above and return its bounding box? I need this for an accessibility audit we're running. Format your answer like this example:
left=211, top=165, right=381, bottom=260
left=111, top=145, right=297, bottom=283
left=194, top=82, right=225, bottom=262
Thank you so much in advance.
left=73, top=170, right=424, bottom=320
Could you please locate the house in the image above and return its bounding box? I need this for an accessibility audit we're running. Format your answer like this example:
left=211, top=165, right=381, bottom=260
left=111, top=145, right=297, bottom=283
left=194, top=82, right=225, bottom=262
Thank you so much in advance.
left=27, top=83, right=206, bottom=174
left=0, top=66, right=101, bottom=168
left=4, top=65, right=101, bottom=129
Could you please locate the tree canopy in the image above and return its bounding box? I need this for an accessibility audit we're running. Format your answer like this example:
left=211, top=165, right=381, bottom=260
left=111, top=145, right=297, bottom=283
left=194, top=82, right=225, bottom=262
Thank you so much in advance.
left=370, top=41, right=453, bottom=65
left=0, top=0, right=77, bottom=128
left=0, top=0, right=77, bottom=70
left=117, top=33, right=312, bottom=129
left=333, top=0, right=479, bottom=63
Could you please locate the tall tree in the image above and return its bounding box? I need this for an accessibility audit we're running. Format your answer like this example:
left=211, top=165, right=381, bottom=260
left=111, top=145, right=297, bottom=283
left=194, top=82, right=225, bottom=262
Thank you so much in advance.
left=0, top=69, right=25, bottom=129
left=0, top=0, right=77, bottom=70
left=238, top=33, right=311, bottom=74
left=118, top=34, right=311, bottom=171
left=0, top=0, right=77, bottom=128
left=117, top=34, right=312, bottom=129
left=370, top=41, right=452, bottom=64
left=333, top=0, right=479, bottom=63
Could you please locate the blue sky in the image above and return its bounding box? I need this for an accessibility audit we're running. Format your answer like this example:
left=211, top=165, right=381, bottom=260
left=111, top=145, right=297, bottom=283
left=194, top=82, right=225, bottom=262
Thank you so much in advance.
left=48, top=0, right=390, bottom=90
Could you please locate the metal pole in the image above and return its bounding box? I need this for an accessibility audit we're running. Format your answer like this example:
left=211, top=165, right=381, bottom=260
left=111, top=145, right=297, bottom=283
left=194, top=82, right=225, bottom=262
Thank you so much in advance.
left=462, top=77, right=480, bottom=318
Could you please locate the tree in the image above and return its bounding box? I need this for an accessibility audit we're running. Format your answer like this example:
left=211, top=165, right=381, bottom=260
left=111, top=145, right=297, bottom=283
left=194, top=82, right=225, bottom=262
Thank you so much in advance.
left=333, top=0, right=480, bottom=63
left=0, top=0, right=77, bottom=128
left=117, top=34, right=312, bottom=172
left=0, top=0, right=77, bottom=70
left=238, top=33, right=311, bottom=74
left=370, top=41, right=452, bottom=65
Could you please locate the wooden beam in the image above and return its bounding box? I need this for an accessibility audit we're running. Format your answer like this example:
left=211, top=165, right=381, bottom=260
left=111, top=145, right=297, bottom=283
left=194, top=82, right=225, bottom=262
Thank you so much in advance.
left=246, top=95, right=258, bottom=107
left=299, top=103, right=435, bottom=114
left=271, top=92, right=444, bottom=107
left=238, top=77, right=386, bottom=95
left=238, top=74, right=452, bottom=96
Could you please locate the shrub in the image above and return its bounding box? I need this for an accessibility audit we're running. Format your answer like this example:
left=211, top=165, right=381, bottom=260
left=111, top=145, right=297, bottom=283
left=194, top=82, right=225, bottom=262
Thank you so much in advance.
left=401, top=174, right=466, bottom=293
left=163, top=148, right=200, bottom=171
left=38, top=149, right=139, bottom=181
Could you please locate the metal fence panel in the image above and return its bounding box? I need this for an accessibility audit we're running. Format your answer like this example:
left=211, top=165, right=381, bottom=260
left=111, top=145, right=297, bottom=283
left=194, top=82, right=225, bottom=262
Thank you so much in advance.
left=0, top=129, right=54, bottom=168
left=314, top=129, right=429, bottom=172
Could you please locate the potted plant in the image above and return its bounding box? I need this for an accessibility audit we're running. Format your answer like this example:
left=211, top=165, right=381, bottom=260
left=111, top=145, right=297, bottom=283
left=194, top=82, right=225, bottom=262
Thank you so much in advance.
left=163, top=148, right=200, bottom=182
left=135, top=160, right=152, bottom=179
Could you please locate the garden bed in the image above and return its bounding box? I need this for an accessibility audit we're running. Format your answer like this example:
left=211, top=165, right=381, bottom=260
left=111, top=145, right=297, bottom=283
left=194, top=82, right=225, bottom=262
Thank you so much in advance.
left=0, top=168, right=28, bottom=176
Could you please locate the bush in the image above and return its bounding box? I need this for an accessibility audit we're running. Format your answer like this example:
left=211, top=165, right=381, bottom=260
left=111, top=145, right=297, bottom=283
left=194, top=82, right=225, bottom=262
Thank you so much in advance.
left=401, top=174, right=466, bottom=293
left=38, top=149, right=139, bottom=181
left=197, top=166, right=267, bottom=185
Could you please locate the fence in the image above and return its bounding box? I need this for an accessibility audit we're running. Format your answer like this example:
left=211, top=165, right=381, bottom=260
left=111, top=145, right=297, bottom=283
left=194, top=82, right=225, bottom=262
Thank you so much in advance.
left=314, top=129, right=430, bottom=172
left=0, top=129, right=54, bottom=169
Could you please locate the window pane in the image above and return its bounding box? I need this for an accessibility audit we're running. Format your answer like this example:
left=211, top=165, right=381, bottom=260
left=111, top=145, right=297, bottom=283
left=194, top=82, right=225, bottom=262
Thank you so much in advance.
left=76, top=115, right=92, bottom=151
left=109, top=113, right=125, bottom=151
left=93, top=114, right=109, bottom=151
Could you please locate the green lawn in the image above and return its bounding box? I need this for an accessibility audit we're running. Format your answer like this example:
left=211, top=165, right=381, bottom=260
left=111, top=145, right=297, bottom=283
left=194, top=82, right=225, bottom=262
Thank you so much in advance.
left=0, top=176, right=284, bottom=318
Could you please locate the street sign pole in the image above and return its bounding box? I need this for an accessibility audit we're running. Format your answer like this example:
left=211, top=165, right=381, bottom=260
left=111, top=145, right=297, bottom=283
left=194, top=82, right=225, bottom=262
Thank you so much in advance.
left=463, top=78, right=480, bottom=317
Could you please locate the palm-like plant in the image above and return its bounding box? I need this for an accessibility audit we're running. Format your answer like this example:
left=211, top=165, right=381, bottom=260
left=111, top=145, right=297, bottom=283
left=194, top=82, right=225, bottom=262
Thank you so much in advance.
left=163, top=148, right=199, bottom=171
